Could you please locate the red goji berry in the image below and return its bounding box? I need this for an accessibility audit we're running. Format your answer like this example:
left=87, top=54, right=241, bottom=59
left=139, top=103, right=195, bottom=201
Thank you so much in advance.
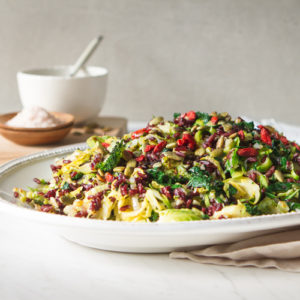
left=274, top=131, right=280, bottom=139
left=210, top=116, right=218, bottom=124
left=144, top=145, right=155, bottom=152
left=179, top=133, right=196, bottom=150
left=258, top=126, right=272, bottom=146
left=70, top=171, right=78, bottom=179
left=136, top=155, right=145, bottom=162
left=105, top=172, right=114, bottom=183
left=188, top=142, right=196, bottom=150
left=238, top=130, right=245, bottom=140
left=177, top=139, right=185, bottom=146
left=237, top=148, right=258, bottom=157
left=182, top=133, right=194, bottom=143
left=131, top=128, right=149, bottom=139
left=280, top=136, right=289, bottom=145
left=293, top=142, right=300, bottom=152
left=153, top=141, right=167, bottom=153
left=102, top=142, right=110, bottom=148
left=186, top=110, right=196, bottom=121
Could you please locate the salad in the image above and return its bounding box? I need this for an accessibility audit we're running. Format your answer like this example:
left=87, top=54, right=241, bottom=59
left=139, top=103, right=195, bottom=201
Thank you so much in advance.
left=14, top=111, right=300, bottom=222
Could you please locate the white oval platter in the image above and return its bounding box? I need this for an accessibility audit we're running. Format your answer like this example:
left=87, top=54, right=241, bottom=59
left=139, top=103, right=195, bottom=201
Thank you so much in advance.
left=0, top=144, right=300, bottom=253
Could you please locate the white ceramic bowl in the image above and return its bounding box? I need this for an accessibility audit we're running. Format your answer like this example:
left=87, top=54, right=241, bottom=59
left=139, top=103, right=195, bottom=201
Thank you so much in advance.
left=17, top=66, right=108, bottom=123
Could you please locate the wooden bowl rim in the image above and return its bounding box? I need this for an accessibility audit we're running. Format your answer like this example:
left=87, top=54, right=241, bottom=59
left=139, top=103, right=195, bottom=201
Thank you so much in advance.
left=0, top=111, right=74, bottom=132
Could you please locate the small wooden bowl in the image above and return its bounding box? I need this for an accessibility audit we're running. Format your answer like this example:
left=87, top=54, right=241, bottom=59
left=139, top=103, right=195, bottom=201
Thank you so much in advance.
left=0, top=112, right=74, bottom=145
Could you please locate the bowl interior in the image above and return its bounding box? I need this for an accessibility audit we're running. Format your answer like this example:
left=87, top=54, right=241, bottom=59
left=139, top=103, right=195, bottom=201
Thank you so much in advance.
left=18, top=66, right=108, bottom=78
left=0, top=112, right=74, bottom=132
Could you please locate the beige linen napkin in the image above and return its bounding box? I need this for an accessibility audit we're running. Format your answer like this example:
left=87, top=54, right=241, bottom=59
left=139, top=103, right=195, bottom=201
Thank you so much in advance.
left=170, top=228, right=300, bottom=272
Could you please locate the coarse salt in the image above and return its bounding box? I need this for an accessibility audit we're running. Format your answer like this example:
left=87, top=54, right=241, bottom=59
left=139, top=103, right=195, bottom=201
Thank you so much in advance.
left=6, top=106, right=62, bottom=128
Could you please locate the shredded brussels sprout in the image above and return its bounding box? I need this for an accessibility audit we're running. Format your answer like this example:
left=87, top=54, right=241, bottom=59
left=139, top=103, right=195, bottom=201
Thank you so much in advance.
left=13, top=111, right=300, bottom=222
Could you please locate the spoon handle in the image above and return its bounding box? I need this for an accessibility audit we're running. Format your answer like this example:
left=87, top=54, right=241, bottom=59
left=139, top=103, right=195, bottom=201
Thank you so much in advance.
left=69, top=35, right=103, bottom=77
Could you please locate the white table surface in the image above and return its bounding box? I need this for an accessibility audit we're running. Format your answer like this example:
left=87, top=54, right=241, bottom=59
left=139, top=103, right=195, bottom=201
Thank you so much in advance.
left=1, top=120, right=300, bottom=300
left=1, top=212, right=300, bottom=300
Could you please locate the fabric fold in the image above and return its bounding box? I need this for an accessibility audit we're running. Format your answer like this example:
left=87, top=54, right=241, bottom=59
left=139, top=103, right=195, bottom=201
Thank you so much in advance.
left=170, top=228, right=300, bottom=272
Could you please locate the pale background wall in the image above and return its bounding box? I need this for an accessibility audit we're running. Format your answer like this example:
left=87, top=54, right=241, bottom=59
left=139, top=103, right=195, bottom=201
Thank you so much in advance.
left=0, top=0, right=299, bottom=124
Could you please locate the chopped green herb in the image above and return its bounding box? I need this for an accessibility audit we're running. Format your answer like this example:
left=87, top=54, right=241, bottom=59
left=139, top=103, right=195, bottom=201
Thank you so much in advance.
left=33, top=199, right=44, bottom=206
left=228, top=184, right=237, bottom=196
left=202, top=214, right=210, bottom=220
left=239, top=121, right=254, bottom=132
left=187, top=167, right=224, bottom=192
left=171, top=184, right=182, bottom=189
left=188, top=175, right=210, bottom=189
left=265, top=192, right=277, bottom=199
left=97, top=140, right=125, bottom=172
left=287, top=202, right=300, bottom=211
left=271, top=139, right=291, bottom=158
left=266, top=182, right=292, bottom=193
left=62, top=182, right=70, bottom=190
left=173, top=112, right=181, bottom=119
left=195, top=112, right=210, bottom=124
left=280, top=157, right=287, bottom=171
left=147, top=168, right=187, bottom=186
left=149, top=210, right=159, bottom=222
left=245, top=203, right=261, bottom=216
left=71, top=172, right=83, bottom=181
